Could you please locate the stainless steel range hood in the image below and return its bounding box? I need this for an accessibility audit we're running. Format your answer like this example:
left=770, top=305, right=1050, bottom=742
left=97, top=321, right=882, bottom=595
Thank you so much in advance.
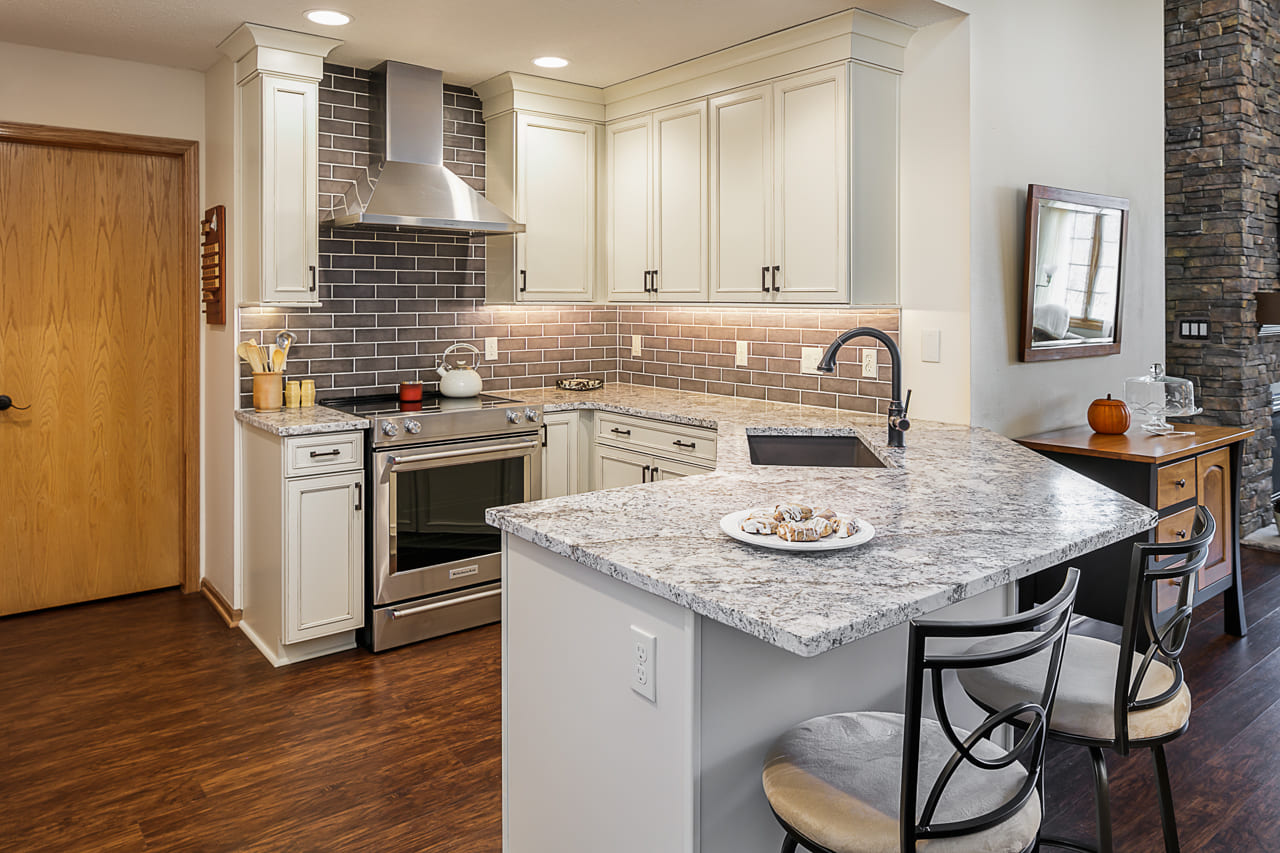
left=326, top=61, right=523, bottom=234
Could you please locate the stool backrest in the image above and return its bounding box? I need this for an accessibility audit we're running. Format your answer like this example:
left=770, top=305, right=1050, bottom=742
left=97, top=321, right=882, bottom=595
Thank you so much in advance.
left=1113, top=505, right=1214, bottom=752
left=900, top=568, right=1079, bottom=850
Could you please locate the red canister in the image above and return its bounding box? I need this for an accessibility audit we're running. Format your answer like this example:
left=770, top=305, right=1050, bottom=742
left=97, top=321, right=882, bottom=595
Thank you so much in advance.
left=398, top=381, right=424, bottom=402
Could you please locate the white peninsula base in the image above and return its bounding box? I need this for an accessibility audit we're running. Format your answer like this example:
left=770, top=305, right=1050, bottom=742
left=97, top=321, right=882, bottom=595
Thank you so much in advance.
left=502, top=534, right=1014, bottom=853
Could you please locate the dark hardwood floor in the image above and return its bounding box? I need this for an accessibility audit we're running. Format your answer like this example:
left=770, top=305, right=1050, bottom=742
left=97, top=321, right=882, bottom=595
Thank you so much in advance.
left=0, top=594, right=502, bottom=852
left=2, top=549, right=1277, bottom=852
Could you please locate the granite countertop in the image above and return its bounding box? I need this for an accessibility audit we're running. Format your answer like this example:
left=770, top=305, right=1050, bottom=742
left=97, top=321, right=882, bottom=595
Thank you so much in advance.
left=488, top=384, right=1158, bottom=657
left=235, top=406, right=370, bottom=436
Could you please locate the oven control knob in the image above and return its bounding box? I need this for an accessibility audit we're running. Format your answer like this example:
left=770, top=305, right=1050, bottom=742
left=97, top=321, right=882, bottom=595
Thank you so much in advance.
left=506, top=410, right=524, bottom=424
left=524, top=409, right=541, bottom=422
left=382, top=421, right=399, bottom=437
left=404, top=419, right=422, bottom=435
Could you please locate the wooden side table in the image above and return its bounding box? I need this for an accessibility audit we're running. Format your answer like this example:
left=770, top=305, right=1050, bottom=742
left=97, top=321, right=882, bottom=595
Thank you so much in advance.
left=1017, top=423, right=1252, bottom=636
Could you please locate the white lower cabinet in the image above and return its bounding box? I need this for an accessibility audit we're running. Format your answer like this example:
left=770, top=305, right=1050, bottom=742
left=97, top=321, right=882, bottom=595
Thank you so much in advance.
left=591, top=442, right=713, bottom=489
left=541, top=411, right=582, bottom=499
left=242, top=427, right=365, bottom=666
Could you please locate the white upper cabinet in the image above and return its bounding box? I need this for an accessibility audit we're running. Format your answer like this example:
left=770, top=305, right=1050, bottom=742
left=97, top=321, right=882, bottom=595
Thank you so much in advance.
left=772, top=66, right=848, bottom=303
left=709, top=85, right=773, bottom=302
left=606, top=102, right=708, bottom=302
left=219, top=23, right=339, bottom=306
left=652, top=102, right=708, bottom=301
left=606, top=116, right=653, bottom=300
left=516, top=114, right=597, bottom=302
left=710, top=66, right=850, bottom=304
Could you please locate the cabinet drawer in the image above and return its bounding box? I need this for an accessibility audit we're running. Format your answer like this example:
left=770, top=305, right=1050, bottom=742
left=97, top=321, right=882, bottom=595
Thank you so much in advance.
left=595, top=413, right=717, bottom=463
left=1156, top=459, right=1197, bottom=509
left=285, top=432, right=364, bottom=477
left=1156, top=506, right=1197, bottom=545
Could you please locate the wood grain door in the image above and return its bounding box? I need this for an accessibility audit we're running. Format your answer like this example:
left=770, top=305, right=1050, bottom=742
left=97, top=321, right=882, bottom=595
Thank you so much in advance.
left=1197, top=447, right=1233, bottom=589
left=0, top=137, right=188, bottom=614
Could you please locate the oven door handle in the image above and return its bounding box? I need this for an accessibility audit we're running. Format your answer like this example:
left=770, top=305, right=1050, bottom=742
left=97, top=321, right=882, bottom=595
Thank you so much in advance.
left=388, top=588, right=502, bottom=618
left=385, top=437, right=540, bottom=472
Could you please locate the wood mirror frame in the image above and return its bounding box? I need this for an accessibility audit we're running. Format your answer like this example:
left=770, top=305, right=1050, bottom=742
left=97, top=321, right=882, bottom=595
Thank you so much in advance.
left=1019, top=184, right=1129, bottom=362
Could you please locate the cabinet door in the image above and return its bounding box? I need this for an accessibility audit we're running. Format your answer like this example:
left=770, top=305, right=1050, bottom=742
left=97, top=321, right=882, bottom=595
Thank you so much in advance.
left=1197, top=448, right=1233, bottom=589
left=772, top=66, right=848, bottom=303
left=591, top=443, right=652, bottom=491
left=517, top=114, right=596, bottom=302
left=709, top=85, right=773, bottom=302
left=259, top=74, right=320, bottom=304
left=284, top=471, right=364, bottom=643
left=606, top=117, right=653, bottom=301
left=650, top=456, right=713, bottom=481
left=653, top=102, right=708, bottom=301
left=542, top=412, right=580, bottom=499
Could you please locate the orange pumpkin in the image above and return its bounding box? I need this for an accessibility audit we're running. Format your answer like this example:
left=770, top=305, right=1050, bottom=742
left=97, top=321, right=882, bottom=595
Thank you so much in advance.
left=1087, top=394, right=1130, bottom=434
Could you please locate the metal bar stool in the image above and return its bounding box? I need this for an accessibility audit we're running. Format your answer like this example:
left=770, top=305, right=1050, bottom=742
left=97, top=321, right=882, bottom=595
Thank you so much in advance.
left=761, top=569, right=1080, bottom=853
left=958, top=506, right=1215, bottom=853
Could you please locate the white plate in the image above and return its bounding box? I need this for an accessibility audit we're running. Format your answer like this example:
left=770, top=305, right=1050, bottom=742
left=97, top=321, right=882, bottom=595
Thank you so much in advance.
left=719, top=510, right=875, bottom=552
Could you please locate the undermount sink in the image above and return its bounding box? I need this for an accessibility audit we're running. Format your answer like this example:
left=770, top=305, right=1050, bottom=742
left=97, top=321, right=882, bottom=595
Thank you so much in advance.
left=746, top=434, right=886, bottom=469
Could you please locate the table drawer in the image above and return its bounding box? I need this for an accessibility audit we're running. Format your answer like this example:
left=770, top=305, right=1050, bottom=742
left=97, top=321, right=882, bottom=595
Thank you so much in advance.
left=1156, top=505, right=1197, bottom=545
left=595, top=413, right=717, bottom=464
left=285, top=432, right=364, bottom=477
left=1156, top=458, right=1197, bottom=509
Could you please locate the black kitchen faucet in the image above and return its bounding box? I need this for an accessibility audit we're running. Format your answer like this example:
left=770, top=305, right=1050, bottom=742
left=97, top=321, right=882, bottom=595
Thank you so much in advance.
left=816, top=327, right=912, bottom=448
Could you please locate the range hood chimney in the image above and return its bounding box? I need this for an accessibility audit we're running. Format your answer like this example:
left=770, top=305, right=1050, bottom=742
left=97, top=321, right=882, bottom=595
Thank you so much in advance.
left=326, top=61, right=523, bottom=234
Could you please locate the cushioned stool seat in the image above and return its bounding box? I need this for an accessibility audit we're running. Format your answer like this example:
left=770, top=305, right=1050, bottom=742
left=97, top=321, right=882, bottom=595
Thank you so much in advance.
left=958, top=633, right=1191, bottom=742
left=763, top=711, right=1041, bottom=853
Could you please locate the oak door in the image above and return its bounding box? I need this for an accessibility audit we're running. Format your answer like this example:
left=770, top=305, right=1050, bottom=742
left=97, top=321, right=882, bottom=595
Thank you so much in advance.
left=1197, top=448, right=1233, bottom=589
left=0, top=139, right=187, bottom=614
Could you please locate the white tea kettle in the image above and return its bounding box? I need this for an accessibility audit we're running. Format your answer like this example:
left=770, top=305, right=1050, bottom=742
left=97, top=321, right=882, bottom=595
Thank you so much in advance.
left=437, top=342, right=484, bottom=398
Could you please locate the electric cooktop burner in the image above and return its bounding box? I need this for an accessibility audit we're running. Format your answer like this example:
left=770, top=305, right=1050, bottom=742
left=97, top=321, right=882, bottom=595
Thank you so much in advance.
left=322, top=392, right=519, bottom=417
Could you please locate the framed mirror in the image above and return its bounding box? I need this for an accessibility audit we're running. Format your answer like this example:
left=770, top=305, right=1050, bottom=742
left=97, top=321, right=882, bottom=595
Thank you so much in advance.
left=1019, top=184, right=1129, bottom=362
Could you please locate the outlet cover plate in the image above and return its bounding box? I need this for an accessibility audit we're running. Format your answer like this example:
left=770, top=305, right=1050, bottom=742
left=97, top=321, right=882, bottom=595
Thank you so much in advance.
left=484, top=337, right=498, bottom=361
left=736, top=340, right=749, bottom=367
left=630, top=626, right=656, bottom=702
left=862, top=348, right=877, bottom=378
left=800, top=347, right=823, bottom=374
left=631, top=335, right=642, bottom=357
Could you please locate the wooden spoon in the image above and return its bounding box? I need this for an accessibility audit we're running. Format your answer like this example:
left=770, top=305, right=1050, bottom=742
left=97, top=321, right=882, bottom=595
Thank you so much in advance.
left=272, top=348, right=286, bottom=373
left=237, top=341, right=265, bottom=373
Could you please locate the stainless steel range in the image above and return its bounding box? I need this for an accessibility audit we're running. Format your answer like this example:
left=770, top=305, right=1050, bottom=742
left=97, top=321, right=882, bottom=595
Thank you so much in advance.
left=323, top=393, right=543, bottom=651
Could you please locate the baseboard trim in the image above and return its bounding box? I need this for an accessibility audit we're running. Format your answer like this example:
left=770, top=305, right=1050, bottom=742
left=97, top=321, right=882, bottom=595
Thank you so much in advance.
left=200, top=579, right=242, bottom=627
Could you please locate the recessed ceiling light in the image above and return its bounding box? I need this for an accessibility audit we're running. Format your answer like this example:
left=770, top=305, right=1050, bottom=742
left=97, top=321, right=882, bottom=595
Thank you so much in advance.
left=305, top=9, right=352, bottom=26
left=533, top=56, right=569, bottom=69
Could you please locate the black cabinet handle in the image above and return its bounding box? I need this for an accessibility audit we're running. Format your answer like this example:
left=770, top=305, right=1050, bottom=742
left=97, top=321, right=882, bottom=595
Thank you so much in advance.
left=651, top=269, right=658, bottom=292
left=1176, top=529, right=1188, bottom=539
left=672, top=440, right=696, bottom=449
left=611, top=428, right=632, bottom=437
left=761, top=266, right=769, bottom=292
left=310, top=449, right=342, bottom=458
left=354, top=483, right=362, bottom=511
left=771, top=265, right=780, bottom=292
left=642, top=464, right=651, bottom=483
left=644, top=270, right=652, bottom=293
left=1176, top=478, right=1187, bottom=488
left=519, top=269, right=527, bottom=292
left=309, top=265, right=317, bottom=292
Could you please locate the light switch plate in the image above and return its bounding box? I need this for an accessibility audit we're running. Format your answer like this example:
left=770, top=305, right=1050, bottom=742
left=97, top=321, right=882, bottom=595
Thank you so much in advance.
left=862, top=348, right=877, bottom=378
left=736, top=340, right=749, bottom=367
left=921, top=329, right=941, bottom=363
left=484, top=337, right=498, bottom=361
left=800, top=346, right=823, bottom=374
left=631, top=335, right=642, bottom=357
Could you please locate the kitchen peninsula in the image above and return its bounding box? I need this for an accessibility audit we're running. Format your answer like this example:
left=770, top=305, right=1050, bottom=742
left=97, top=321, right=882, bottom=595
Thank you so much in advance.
left=486, top=385, right=1157, bottom=853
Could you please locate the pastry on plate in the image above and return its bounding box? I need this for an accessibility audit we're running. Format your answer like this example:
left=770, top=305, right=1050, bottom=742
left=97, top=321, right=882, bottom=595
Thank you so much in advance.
left=777, top=517, right=832, bottom=542
left=773, top=503, right=813, bottom=523
left=811, top=507, right=838, bottom=521
left=831, top=517, right=860, bottom=538
left=740, top=516, right=779, bottom=535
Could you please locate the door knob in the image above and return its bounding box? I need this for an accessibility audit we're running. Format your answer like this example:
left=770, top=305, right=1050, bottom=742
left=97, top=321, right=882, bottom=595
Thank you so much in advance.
left=0, top=395, right=30, bottom=411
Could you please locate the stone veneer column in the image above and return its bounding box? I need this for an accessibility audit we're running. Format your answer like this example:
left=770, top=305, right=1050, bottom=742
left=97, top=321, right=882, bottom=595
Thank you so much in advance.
left=1165, top=0, right=1280, bottom=534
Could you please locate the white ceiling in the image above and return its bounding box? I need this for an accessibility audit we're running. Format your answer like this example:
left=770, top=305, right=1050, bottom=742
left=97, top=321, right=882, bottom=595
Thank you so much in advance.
left=0, top=0, right=958, bottom=87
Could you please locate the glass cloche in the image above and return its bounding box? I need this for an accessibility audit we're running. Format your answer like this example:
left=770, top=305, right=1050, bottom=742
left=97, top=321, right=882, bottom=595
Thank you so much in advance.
left=1124, top=363, right=1202, bottom=435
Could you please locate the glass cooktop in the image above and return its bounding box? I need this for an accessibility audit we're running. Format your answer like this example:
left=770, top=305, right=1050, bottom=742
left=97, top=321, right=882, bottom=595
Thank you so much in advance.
left=322, top=392, right=519, bottom=417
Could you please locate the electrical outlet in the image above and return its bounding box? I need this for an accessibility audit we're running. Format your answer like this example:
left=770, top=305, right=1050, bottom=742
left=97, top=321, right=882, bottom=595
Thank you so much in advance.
left=484, top=337, right=498, bottom=361
left=736, top=340, right=749, bottom=367
left=921, top=329, right=941, bottom=363
left=631, top=334, right=642, bottom=357
left=630, top=626, right=657, bottom=702
left=800, top=346, right=823, bottom=374
left=862, top=348, right=877, bottom=378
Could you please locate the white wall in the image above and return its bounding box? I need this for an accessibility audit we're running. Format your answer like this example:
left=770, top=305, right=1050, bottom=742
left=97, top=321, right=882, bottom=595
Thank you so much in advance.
left=899, top=13, right=971, bottom=425
left=0, top=41, right=204, bottom=141
left=954, top=0, right=1165, bottom=436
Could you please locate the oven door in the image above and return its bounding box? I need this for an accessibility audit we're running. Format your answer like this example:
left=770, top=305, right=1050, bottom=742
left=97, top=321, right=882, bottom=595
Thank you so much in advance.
left=373, top=433, right=541, bottom=606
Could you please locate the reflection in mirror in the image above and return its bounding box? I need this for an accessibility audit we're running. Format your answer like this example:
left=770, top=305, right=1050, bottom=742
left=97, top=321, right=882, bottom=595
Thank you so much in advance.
left=1020, top=185, right=1129, bottom=362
